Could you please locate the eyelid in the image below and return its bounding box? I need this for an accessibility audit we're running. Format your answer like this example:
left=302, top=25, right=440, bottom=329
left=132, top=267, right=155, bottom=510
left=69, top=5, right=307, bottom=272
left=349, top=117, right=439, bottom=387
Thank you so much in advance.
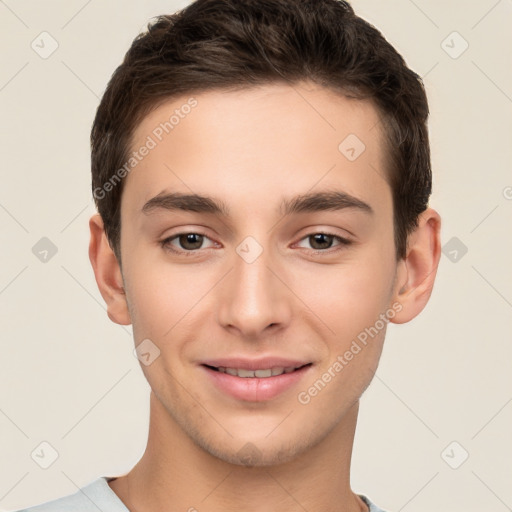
left=293, top=231, right=353, bottom=252
left=160, top=229, right=353, bottom=256
left=160, top=230, right=218, bottom=254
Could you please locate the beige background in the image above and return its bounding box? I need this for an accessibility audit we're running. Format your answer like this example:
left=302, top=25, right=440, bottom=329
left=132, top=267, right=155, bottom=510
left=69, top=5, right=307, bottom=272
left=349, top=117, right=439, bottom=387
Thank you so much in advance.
left=1, top=1, right=511, bottom=511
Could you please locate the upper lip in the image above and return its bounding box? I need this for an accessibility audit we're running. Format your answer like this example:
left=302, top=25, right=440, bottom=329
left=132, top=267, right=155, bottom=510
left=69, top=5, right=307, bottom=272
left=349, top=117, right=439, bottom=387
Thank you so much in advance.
left=201, top=357, right=312, bottom=370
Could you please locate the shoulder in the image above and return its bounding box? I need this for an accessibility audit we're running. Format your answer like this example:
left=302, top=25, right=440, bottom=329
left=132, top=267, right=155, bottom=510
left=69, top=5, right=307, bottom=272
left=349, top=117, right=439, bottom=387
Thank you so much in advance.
left=358, top=493, right=390, bottom=512
left=11, top=477, right=128, bottom=512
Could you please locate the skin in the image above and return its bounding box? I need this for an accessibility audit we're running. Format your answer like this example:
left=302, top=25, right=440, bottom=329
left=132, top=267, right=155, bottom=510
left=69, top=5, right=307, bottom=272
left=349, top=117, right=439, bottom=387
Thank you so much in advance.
left=89, top=82, right=441, bottom=512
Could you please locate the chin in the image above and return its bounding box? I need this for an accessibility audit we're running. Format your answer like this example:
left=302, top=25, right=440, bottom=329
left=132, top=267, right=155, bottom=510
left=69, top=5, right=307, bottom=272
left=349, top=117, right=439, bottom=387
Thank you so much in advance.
left=206, top=439, right=306, bottom=467
left=187, top=422, right=321, bottom=468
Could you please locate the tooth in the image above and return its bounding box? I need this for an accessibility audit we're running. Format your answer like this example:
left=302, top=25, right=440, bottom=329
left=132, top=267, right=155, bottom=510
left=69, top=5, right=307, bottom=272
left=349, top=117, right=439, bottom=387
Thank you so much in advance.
left=255, top=369, right=272, bottom=378
left=221, top=367, right=293, bottom=378
left=238, top=369, right=256, bottom=378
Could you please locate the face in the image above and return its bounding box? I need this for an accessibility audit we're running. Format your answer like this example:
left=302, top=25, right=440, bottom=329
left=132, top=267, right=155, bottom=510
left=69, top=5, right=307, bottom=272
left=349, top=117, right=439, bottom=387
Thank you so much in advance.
left=117, top=82, right=402, bottom=466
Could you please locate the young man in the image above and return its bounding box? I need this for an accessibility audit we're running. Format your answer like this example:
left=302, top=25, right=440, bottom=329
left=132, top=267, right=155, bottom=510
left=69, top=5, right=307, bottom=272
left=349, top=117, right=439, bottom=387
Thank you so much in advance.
left=16, top=0, right=441, bottom=511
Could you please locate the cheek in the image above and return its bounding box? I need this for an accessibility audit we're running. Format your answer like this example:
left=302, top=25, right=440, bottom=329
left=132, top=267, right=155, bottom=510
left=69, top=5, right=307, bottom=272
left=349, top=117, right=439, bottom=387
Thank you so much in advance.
left=294, top=259, right=393, bottom=411
left=123, top=252, right=218, bottom=341
left=338, top=266, right=393, bottom=335
left=289, top=252, right=395, bottom=343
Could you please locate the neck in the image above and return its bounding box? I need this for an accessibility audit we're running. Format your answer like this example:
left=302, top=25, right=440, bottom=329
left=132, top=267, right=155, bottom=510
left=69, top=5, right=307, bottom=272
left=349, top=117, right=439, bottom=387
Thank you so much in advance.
left=109, top=392, right=367, bottom=512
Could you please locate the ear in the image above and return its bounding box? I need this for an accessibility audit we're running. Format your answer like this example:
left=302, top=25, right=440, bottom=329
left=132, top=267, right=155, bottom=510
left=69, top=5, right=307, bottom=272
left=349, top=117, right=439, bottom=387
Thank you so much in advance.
left=390, top=207, right=441, bottom=324
left=88, top=213, right=131, bottom=325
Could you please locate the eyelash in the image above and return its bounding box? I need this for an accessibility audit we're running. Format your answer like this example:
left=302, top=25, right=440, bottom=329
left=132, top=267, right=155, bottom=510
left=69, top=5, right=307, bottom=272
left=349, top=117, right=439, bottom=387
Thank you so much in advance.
left=159, top=231, right=352, bottom=256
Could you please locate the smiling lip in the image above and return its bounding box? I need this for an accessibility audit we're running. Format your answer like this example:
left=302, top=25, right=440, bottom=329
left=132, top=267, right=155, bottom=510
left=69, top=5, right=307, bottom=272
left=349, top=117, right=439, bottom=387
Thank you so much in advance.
left=201, top=357, right=310, bottom=371
left=200, top=357, right=313, bottom=402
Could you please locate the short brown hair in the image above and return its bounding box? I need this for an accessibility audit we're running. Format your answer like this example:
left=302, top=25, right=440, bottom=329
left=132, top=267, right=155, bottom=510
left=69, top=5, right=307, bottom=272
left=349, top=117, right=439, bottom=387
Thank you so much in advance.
left=91, top=0, right=431, bottom=262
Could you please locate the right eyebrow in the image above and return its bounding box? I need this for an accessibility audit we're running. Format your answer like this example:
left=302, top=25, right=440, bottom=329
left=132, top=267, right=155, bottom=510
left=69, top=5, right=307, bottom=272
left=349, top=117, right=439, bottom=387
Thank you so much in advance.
left=142, top=192, right=230, bottom=216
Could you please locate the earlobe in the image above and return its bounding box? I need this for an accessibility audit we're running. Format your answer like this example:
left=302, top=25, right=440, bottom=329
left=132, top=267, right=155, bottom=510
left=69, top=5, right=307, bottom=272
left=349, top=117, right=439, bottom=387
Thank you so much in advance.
left=390, top=208, right=441, bottom=324
left=88, top=213, right=132, bottom=326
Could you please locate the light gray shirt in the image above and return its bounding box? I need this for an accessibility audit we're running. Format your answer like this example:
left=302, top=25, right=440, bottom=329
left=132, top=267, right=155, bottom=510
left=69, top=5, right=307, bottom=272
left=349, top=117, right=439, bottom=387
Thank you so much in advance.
left=13, top=476, right=388, bottom=512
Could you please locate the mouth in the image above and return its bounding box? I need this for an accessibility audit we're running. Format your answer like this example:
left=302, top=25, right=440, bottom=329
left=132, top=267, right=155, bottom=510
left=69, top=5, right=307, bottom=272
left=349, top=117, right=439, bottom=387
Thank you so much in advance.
left=200, top=361, right=313, bottom=402
left=202, top=363, right=312, bottom=378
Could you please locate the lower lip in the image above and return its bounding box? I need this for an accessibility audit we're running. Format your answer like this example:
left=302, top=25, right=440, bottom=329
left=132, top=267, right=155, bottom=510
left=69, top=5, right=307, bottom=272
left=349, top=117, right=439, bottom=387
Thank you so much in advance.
left=200, top=364, right=312, bottom=402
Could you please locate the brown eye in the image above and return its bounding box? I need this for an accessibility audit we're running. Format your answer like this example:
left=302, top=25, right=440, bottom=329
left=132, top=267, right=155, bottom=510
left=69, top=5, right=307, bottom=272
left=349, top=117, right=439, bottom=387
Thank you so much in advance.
left=308, top=233, right=335, bottom=250
left=295, top=232, right=352, bottom=253
left=177, top=233, right=204, bottom=250
left=161, top=232, right=216, bottom=254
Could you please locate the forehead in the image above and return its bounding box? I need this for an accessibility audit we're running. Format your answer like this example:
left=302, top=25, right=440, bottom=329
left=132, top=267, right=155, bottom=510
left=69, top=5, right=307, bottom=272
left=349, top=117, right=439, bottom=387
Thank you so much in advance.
left=124, top=83, right=389, bottom=215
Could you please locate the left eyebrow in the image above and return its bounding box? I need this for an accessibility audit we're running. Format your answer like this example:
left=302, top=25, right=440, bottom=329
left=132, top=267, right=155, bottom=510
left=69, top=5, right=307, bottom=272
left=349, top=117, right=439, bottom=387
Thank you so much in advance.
left=141, top=190, right=373, bottom=217
left=279, top=190, right=374, bottom=217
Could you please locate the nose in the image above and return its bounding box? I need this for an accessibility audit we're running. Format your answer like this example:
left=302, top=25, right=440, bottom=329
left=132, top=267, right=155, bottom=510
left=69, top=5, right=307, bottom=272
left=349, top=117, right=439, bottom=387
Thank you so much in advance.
left=216, top=244, right=292, bottom=339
